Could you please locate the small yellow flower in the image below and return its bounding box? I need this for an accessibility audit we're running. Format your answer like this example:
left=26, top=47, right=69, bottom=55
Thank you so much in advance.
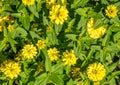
left=49, top=5, right=68, bottom=24
left=87, top=63, right=106, bottom=82
left=22, top=0, right=35, bottom=6
left=36, top=40, right=46, bottom=49
left=47, top=47, right=59, bottom=61
left=7, top=25, right=14, bottom=32
left=0, top=60, right=21, bottom=79
left=21, top=44, right=37, bottom=59
left=46, top=0, right=56, bottom=8
left=62, top=50, right=77, bottom=66
left=105, top=5, right=118, bottom=18
left=86, top=18, right=106, bottom=39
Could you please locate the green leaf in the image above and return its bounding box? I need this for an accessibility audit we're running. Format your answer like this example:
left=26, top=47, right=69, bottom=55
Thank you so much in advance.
left=8, top=38, right=17, bottom=53
left=35, top=73, right=48, bottom=85
left=75, top=8, right=88, bottom=17
left=71, top=0, right=89, bottom=8
left=109, top=78, right=116, bottom=85
left=52, top=62, right=63, bottom=74
left=16, top=27, right=28, bottom=37
left=28, top=4, right=39, bottom=18
left=113, top=32, right=120, bottom=42
left=65, top=34, right=77, bottom=41
left=0, top=38, right=7, bottom=52
left=29, top=31, right=40, bottom=39
left=42, top=49, right=52, bottom=72
left=102, top=30, right=111, bottom=46
left=50, top=73, right=64, bottom=85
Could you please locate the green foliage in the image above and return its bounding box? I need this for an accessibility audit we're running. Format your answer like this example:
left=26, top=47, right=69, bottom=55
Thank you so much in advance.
left=0, top=0, right=120, bottom=85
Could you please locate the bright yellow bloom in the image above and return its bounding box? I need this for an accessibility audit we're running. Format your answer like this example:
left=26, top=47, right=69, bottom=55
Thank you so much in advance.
left=62, top=50, right=77, bottom=66
left=36, top=40, right=46, bottom=49
left=0, top=60, right=21, bottom=79
left=87, top=63, right=106, bottom=82
left=46, top=0, right=56, bottom=8
left=21, top=44, right=37, bottom=59
left=105, top=5, right=118, bottom=18
left=47, top=47, right=59, bottom=61
left=49, top=5, right=68, bottom=24
left=88, top=26, right=106, bottom=39
left=86, top=18, right=106, bottom=39
left=22, top=0, right=35, bottom=6
left=7, top=25, right=14, bottom=32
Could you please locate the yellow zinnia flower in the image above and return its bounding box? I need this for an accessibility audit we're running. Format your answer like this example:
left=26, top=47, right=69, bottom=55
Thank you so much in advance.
left=47, top=47, right=59, bottom=61
left=36, top=40, right=46, bottom=49
left=0, top=60, right=21, bottom=79
left=21, top=44, right=37, bottom=59
left=49, top=5, right=68, bottom=24
left=86, top=18, right=106, bottom=39
left=7, top=25, right=14, bottom=32
left=105, top=5, right=118, bottom=18
left=62, top=50, right=77, bottom=66
left=22, top=0, right=35, bottom=6
left=87, top=63, right=106, bottom=82
left=46, top=0, right=56, bottom=8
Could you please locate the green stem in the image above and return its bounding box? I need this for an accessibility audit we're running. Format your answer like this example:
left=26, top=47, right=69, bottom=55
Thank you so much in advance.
left=81, top=49, right=94, bottom=68
left=9, top=79, right=14, bottom=85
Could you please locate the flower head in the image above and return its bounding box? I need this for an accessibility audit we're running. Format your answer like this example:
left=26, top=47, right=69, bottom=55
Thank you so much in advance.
left=49, top=5, right=68, bottom=24
left=21, top=44, right=37, bottom=59
left=36, top=40, right=46, bottom=49
left=88, top=26, right=106, bottom=39
left=86, top=18, right=106, bottom=39
left=0, top=60, right=21, bottom=79
left=47, top=47, right=59, bottom=61
left=105, top=5, right=118, bottom=18
left=87, top=63, right=106, bottom=81
left=7, top=25, right=14, bottom=32
left=62, top=50, right=77, bottom=66
left=22, top=0, right=35, bottom=6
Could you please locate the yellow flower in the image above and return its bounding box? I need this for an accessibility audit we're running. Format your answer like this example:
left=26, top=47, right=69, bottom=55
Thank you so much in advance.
left=36, top=40, right=46, bottom=49
left=21, top=44, right=37, bottom=59
left=7, top=25, right=14, bottom=32
left=46, top=0, right=56, bottom=8
left=47, top=47, right=59, bottom=61
left=62, top=50, right=77, bottom=66
left=49, top=5, right=68, bottom=24
left=86, top=18, right=106, bottom=39
left=88, top=26, right=106, bottom=39
left=22, top=0, right=35, bottom=6
left=105, top=5, right=118, bottom=18
left=0, top=60, right=21, bottom=79
left=87, top=63, right=106, bottom=82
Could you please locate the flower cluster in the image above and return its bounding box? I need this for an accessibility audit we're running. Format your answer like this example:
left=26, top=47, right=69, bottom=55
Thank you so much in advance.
left=36, top=40, right=46, bottom=49
left=47, top=47, right=59, bottom=61
left=87, top=63, right=106, bottom=82
left=105, top=5, right=118, bottom=18
left=87, top=18, right=106, bottom=39
left=21, top=44, right=37, bottom=59
left=62, top=50, right=77, bottom=66
left=49, top=5, right=68, bottom=24
left=0, top=60, right=21, bottom=79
